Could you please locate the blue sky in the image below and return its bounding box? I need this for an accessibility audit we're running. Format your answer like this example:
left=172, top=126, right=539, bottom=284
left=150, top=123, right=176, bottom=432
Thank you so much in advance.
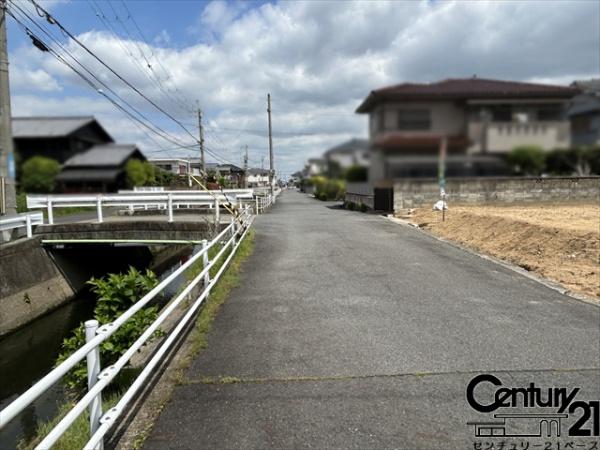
left=6, top=0, right=600, bottom=177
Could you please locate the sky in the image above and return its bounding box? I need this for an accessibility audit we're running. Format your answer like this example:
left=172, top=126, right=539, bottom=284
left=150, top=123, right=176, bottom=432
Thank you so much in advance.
left=6, top=0, right=600, bottom=178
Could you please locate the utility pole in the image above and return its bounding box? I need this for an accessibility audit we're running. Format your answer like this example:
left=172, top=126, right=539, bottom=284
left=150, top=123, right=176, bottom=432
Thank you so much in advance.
left=267, top=93, right=274, bottom=195
left=197, top=101, right=205, bottom=176
left=0, top=0, right=16, bottom=215
left=243, top=145, right=248, bottom=188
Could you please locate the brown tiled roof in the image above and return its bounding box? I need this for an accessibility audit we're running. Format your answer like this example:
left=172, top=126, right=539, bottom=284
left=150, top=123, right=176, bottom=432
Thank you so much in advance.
left=356, top=78, right=579, bottom=113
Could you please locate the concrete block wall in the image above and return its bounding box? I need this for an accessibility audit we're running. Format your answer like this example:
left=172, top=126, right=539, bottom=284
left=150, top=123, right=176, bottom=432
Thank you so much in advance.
left=345, top=182, right=374, bottom=209
left=393, top=176, right=600, bottom=211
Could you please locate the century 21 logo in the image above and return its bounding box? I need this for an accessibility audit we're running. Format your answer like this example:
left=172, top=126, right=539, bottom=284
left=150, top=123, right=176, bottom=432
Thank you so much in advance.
left=466, top=374, right=599, bottom=437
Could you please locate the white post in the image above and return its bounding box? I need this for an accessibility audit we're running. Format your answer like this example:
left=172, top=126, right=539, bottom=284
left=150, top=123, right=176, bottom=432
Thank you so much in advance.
left=96, top=195, right=103, bottom=223
left=25, top=214, right=32, bottom=238
left=231, top=216, right=236, bottom=247
left=85, top=320, right=103, bottom=450
left=47, top=199, right=54, bottom=225
left=214, top=198, right=220, bottom=226
left=255, top=196, right=259, bottom=215
left=167, top=194, right=173, bottom=223
left=201, top=239, right=210, bottom=288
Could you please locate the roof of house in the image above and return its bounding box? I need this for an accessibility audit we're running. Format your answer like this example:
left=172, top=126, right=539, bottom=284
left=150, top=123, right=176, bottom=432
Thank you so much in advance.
left=356, top=77, right=579, bottom=113
left=63, top=144, right=143, bottom=167
left=12, top=116, right=113, bottom=140
left=248, top=168, right=270, bottom=176
left=571, top=79, right=600, bottom=94
left=324, top=138, right=368, bottom=157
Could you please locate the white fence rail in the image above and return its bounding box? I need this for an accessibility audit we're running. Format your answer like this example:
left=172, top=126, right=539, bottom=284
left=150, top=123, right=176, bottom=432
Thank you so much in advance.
left=0, top=212, right=44, bottom=238
left=26, top=190, right=255, bottom=224
left=0, top=205, right=254, bottom=449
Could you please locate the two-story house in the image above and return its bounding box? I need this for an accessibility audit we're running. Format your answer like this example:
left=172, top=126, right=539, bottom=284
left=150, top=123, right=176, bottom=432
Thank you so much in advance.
left=355, top=77, right=578, bottom=208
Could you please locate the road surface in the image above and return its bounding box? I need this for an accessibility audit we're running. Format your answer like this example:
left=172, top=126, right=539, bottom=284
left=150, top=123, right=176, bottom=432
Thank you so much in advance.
left=144, top=191, right=600, bottom=449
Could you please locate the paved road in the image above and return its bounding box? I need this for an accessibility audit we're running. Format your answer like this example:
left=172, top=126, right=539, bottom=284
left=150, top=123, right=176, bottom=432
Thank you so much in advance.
left=145, top=191, right=600, bottom=449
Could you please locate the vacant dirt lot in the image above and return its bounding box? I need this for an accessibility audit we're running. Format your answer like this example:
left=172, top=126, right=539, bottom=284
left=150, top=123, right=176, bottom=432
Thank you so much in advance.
left=408, top=204, right=600, bottom=300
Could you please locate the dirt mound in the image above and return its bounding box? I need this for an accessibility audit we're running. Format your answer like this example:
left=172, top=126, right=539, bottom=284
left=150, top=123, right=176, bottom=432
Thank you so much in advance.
left=410, top=205, right=600, bottom=300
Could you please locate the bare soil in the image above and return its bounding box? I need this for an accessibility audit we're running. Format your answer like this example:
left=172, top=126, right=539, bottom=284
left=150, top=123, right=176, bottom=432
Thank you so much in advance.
left=407, top=204, right=600, bottom=300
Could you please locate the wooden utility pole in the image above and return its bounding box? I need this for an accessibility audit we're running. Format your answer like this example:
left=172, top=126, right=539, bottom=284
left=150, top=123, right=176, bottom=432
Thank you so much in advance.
left=243, top=145, right=248, bottom=188
left=267, top=93, right=274, bottom=195
left=0, top=0, right=16, bottom=215
left=197, top=101, right=205, bottom=175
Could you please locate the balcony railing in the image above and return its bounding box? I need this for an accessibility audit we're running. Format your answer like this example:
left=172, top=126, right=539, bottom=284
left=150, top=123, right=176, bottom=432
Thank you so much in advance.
left=468, top=120, right=570, bottom=152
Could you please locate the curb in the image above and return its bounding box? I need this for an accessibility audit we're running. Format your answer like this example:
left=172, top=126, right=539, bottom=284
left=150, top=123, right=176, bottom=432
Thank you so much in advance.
left=382, top=215, right=600, bottom=308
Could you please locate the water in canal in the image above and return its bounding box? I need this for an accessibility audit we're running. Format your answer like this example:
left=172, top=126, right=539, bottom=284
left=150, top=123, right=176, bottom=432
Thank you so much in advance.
left=0, top=244, right=198, bottom=449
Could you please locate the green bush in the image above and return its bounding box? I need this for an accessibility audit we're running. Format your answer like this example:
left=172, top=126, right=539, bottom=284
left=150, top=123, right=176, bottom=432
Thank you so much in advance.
left=21, top=156, right=61, bottom=193
left=313, top=176, right=345, bottom=201
left=546, top=146, right=600, bottom=175
left=345, top=165, right=368, bottom=182
left=56, top=267, right=161, bottom=395
left=507, top=145, right=545, bottom=175
left=359, top=203, right=368, bottom=212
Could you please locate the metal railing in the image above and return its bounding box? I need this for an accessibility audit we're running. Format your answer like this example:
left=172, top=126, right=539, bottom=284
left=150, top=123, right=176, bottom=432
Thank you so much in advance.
left=26, top=190, right=254, bottom=224
left=0, top=211, right=44, bottom=238
left=0, top=205, right=254, bottom=449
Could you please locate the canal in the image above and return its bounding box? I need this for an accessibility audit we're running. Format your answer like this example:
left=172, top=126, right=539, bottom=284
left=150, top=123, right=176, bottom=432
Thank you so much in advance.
left=0, top=243, right=197, bottom=449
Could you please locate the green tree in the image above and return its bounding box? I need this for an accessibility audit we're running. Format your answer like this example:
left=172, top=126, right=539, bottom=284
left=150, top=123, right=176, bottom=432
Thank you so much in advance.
left=125, top=159, right=147, bottom=187
left=507, top=145, right=545, bottom=175
left=21, top=156, right=61, bottom=193
left=345, top=165, right=368, bottom=182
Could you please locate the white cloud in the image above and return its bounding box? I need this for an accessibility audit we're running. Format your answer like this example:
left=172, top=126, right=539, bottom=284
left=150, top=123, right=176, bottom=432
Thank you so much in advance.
left=10, top=0, right=600, bottom=176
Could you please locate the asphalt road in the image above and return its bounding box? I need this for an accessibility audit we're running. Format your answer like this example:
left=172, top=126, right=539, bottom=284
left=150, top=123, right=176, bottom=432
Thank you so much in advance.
left=144, top=191, right=600, bottom=449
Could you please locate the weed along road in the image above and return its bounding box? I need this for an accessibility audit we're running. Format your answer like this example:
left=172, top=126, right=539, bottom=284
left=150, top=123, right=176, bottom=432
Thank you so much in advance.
left=144, top=191, right=600, bottom=449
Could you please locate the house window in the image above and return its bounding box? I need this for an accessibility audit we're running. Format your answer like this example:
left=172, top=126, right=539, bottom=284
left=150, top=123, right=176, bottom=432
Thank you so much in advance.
left=397, top=109, right=431, bottom=130
left=537, top=107, right=561, bottom=121
left=378, top=109, right=385, bottom=132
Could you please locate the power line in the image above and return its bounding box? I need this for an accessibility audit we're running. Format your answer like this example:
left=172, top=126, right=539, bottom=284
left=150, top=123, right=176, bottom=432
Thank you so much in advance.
left=6, top=5, right=196, bottom=150
left=26, top=0, right=199, bottom=145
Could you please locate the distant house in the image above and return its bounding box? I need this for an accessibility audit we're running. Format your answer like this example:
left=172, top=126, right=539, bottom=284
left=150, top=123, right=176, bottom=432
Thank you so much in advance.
left=355, top=77, right=578, bottom=208
left=149, top=158, right=191, bottom=176
left=246, top=168, right=270, bottom=187
left=56, top=144, right=145, bottom=192
left=568, top=79, right=600, bottom=146
left=323, top=138, right=369, bottom=173
left=12, top=116, right=113, bottom=164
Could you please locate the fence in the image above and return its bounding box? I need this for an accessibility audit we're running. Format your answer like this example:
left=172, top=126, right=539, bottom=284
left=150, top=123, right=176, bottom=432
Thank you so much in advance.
left=0, top=212, right=44, bottom=238
left=0, top=205, right=254, bottom=449
left=27, top=190, right=256, bottom=225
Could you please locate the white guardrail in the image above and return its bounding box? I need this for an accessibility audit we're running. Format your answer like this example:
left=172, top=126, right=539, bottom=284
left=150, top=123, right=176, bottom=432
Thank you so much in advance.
left=0, top=212, right=44, bottom=238
left=0, top=205, right=255, bottom=449
left=26, top=190, right=257, bottom=224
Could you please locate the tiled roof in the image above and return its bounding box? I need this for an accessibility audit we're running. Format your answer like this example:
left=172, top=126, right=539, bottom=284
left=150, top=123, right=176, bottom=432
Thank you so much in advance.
left=356, top=78, right=579, bottom=113
left=12, top=116, right=113, bottom=140
left=324, top=138, right=368, bottom=156
left=63, top=144, right=142, bottom=167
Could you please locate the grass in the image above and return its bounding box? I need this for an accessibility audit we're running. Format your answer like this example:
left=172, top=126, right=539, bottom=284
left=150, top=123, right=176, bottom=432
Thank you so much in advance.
left=188, top=228, right=255, bottom=357
left=18, top=392, right=120, bottom=450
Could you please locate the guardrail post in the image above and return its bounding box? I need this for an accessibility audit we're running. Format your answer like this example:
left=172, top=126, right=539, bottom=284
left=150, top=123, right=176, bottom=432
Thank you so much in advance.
left=96, top=195, right=103, bottom=223
left=25, top=214, right=33, bottom=238
left=231, top=216, right=236, bottom=247
left=255, top=196, right=259, bottom=215
left=167, top=194, right=174, bottom=223
left=85, top=320, right=103, bottom=450
left=214, top=198, right=220, bottom=226
left=47, top=199, right=54, bottom=225
left=201, top=239, right=210, bottom=288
